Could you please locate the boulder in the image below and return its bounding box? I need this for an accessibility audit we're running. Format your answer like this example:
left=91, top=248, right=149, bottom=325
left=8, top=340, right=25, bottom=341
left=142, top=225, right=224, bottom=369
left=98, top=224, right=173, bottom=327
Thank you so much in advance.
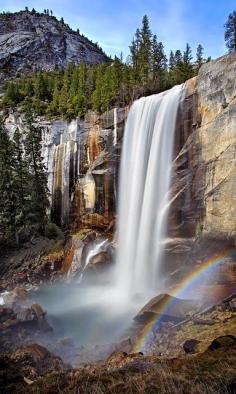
left=208, top=335, right=236, bottom=351
left=6, top=343, right=67, bottom=380
left=134, top=294, right=196, bottom=323
left=86, top=251, right=111, bottom=272
left=0, top=307, right=15, bottom=323
left=183, top=339, right=201, bottom=354
left=4, top=287, right=28, bottom=305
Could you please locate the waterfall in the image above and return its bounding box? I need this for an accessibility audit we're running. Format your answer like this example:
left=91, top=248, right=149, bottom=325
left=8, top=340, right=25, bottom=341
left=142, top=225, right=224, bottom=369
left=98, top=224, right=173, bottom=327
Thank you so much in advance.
left=35, top=85, right=184, bottom=351
left=115, top=85, right=183, bottom=298
left=52, top=140, right=77, bottom=226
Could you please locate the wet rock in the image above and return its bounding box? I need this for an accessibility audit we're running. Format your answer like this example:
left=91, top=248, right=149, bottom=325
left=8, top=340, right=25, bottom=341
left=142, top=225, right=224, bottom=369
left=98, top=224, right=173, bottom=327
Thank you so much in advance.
left=0, top=307, right=15, bottom=323
left=12, top=344, right=66, bottom=374
left=16, top=307, right=35, bottom=322
left=208, top=335, right=236, bottom=351
left=30, top=303, right=46, bottom=320
left=0, top=302, right=53, bottom=354
left=86, top=251, right=111, bottom=272
left=4, top=287, right=28, bottom=305
left=183, top=339, right=201, bottom=354
left=134, top=294, right=196, bottom=323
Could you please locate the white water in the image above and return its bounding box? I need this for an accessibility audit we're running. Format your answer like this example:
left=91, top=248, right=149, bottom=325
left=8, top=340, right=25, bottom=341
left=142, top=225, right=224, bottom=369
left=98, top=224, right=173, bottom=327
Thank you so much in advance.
left=77, top=238, right=109, bottom=282
left=115, top=85, right=183, bottom=299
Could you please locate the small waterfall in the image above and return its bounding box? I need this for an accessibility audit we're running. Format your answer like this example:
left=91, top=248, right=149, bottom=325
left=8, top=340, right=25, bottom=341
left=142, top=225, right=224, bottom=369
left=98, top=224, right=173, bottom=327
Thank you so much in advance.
left=115, top=85, right=183, bottom=298
left=52, top=140, right=77, bottom=226
left=78, top=238, right=109, bottom=282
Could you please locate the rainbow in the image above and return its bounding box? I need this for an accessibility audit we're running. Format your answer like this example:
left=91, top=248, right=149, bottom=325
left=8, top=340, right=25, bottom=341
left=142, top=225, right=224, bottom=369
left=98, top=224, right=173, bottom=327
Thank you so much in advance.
left=133, top=248, right=236, bottom=353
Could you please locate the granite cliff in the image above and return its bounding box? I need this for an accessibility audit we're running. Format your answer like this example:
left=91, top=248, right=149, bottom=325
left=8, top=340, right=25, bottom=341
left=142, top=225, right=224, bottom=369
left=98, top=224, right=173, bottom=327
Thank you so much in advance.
left=0, top=10, right=109, bottom=80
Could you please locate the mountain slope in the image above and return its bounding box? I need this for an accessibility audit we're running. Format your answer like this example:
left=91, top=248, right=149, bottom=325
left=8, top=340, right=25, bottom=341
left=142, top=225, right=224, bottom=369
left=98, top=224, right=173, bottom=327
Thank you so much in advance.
left=0, top=10, right=109, bottom=78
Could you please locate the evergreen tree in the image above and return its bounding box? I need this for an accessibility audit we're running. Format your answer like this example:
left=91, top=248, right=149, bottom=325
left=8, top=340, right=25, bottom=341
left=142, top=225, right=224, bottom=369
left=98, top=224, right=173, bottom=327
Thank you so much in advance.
left=34, top=72, right=49, bottom=101
left=139, top=15, right=152, bottom=87
left=224, top=11, right=236, bottom=52
left=183, top=43, right=192, bottom=64
left=24, top=112, right=48, bottom=227
left=129, top=29, right=141, bottom=80
left=182, top=43, right=193, bottom=79
left=12, top=127, right=31, bottom=242
left=3, top=82, right=22, bottom=106
left=92, top=66, right=104, bottom=112
left=174, top=50, right=183, bottom=67
left=152, top=35, right=167, bottom=90
left=169, top=50, right=176, bottom=70
left=196, top=44, right=204, bottom=70
left=0, top=121, right=16, bottom=241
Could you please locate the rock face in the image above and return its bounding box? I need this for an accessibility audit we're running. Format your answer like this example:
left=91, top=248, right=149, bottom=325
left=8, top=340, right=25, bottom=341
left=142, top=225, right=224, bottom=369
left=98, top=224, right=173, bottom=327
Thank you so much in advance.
left=169, top=53, right=236, bottom=240
left=4, top=108, right=127, bottom=230
left=0, top=10, right=108, bottom=78
left=197, top=54, right=236, bottom=237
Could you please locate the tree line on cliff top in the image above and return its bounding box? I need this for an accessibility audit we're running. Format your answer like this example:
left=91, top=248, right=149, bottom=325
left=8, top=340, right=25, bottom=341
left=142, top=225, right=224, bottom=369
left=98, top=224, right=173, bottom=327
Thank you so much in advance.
left=1, top=15, right=207, bottom=119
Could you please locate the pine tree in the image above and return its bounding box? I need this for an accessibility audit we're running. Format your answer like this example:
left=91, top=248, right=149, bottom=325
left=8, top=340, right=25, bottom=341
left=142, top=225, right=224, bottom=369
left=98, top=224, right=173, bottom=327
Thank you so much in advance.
left=34, top=72, right=49, bottom=101
left=169, top=50, right=176, bottom=70
left=49, top=84, right=60, bottom=116
left=0, top=121, right=16, bottom=241
left=139, top=15, right=152, bottom=87
left=76, top=62, right=88, bottom=116
left=196, top=44, right=204, bottom=70
left=224, top=11, right=236, bottom=52
left=129, top=30, right=141, bottom=81
left=183, top=43, right=192, bottom=64
left=24, top=112, right=48, bottom=227
left=92, top=66, right=104, bottom=112
left=152, top=35, right=167, bottom=90
left=174, top=50, right=183, bottom=68
left=12, top=127, right=31, bottom=243
left=182, top=43, right=193, bottom=79
left=3, top=82, right=22, bottom=106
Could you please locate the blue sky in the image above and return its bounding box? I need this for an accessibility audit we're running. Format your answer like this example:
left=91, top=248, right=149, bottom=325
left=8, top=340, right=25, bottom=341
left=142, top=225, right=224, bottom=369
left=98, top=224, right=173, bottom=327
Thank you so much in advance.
left=0, top=0, right=235, bottom=60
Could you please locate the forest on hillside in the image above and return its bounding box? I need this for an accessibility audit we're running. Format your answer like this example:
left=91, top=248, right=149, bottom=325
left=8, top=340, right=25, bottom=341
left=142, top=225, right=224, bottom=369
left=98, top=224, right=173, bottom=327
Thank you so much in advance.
left=1, top=16, right=207, bottom=119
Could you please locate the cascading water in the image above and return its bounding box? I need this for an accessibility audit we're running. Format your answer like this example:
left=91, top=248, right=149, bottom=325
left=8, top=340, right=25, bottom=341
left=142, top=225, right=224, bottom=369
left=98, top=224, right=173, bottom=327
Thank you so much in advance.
left=77, top=238, right=109, bottom=282
left=32, top=84, right=184, bottom=354
left=115, top=84, right=183, bottom=299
